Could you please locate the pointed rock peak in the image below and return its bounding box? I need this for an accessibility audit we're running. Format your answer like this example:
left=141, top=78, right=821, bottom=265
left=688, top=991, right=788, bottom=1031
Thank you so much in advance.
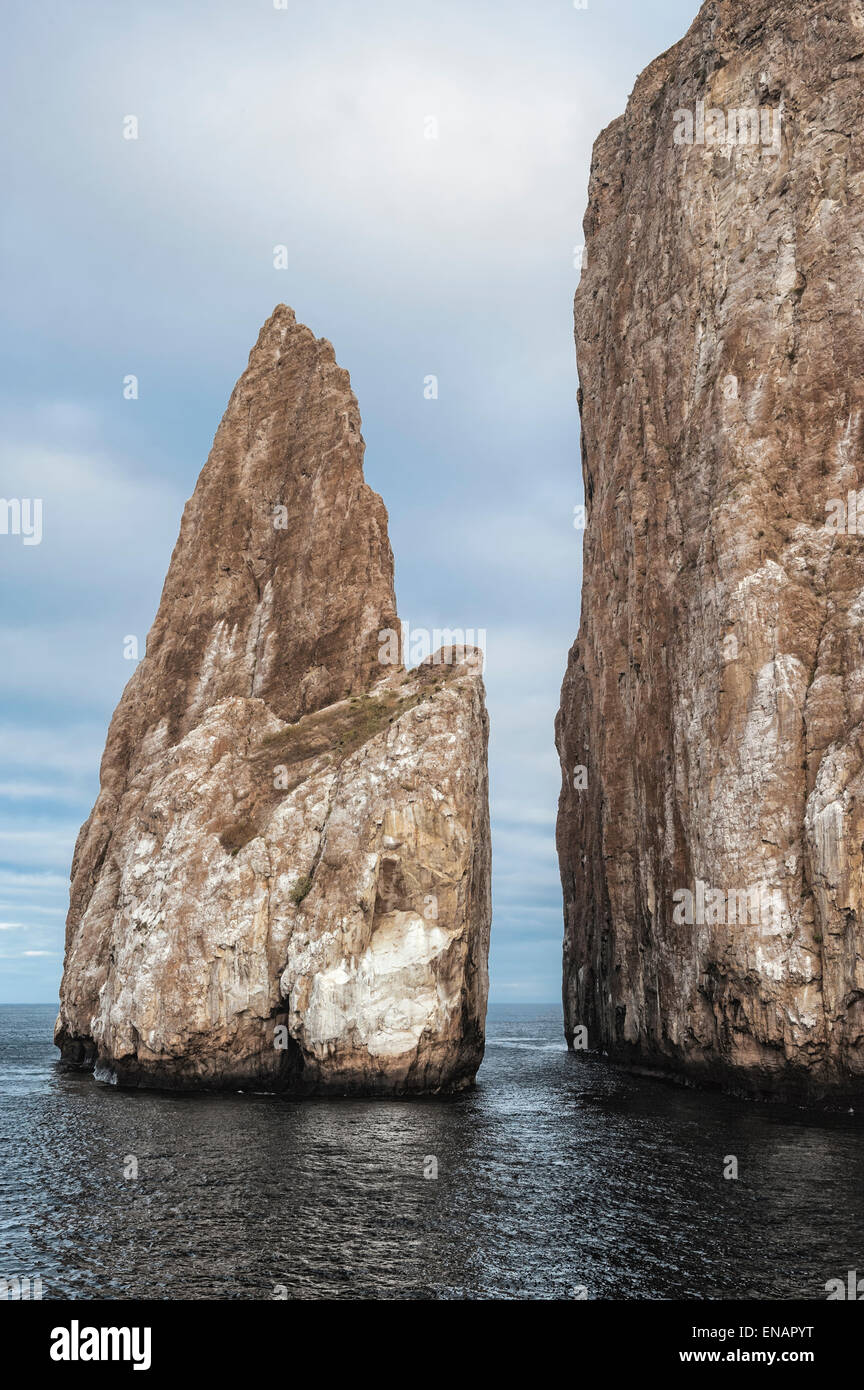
left=105, top=307, right=399, bottom=790
left=247, top=303, right=337, bottom=371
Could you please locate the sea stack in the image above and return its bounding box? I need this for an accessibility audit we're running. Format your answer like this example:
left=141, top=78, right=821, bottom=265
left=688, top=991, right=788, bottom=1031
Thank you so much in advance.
left=556, top=0, right=864, bottom=1101
left=56, top=306, right=491, bottom=1092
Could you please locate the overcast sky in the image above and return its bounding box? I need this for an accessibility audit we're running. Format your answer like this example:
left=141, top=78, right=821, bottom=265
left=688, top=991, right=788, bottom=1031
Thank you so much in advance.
left=0, top=0, right=700, bottom=1005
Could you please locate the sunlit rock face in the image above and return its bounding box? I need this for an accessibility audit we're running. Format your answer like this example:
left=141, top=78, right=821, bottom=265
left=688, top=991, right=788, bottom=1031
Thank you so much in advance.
left=56, top=307, right=491, bottom=1093
left=556, top=0, right=864, bottom=1102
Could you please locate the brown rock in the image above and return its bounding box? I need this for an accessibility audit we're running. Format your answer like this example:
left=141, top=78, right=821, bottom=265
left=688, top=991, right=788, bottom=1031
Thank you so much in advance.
left=556, top=0, right=864, bottom=1102
left=56, top=308, right=490, bottom=1092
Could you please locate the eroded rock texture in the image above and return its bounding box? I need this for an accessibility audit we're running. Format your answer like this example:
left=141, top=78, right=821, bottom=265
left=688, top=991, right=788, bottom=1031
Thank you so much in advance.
left=57, top=306, right=490, bottom=1092
left=556, top=0, right=864, bottom=1101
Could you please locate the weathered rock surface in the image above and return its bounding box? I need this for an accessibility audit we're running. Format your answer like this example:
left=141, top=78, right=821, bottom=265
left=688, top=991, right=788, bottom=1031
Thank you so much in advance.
left=556, top=0, right=864, bottom=1101
left=56, top=306, right=490, bottom=1092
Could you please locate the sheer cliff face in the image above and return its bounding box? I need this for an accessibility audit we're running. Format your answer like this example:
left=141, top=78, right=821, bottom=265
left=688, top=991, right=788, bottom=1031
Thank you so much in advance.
left=556, top=0, right=864, bottom=1101
left=57, top=306, right=490, bottom=1093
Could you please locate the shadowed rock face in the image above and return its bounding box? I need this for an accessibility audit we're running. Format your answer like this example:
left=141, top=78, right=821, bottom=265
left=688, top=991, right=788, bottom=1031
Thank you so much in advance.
left=556, top=0, right=864, bottom=1102
left=56, top=307, right=490, bottom=1093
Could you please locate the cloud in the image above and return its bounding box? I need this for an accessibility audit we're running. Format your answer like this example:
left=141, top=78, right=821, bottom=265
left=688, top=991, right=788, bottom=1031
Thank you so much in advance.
left=0, top=782, right=93, bottom=804
left=0, top=0, right=703, bottom=1003
left=0, top=871, right=70, bottom=894
left=0, top=440, right=185, bottom=619
left=0, top=830, right=77, bottom=872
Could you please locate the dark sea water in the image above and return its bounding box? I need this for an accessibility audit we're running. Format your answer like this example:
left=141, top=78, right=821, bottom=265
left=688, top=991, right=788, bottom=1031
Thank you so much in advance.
left=1, top=1002, right=863, bottom=1300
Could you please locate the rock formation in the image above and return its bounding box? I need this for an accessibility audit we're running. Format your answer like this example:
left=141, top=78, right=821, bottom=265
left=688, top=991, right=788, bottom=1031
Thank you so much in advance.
left=556, top=0, right=864, bottom=1101
left=56, top=306, right=490, bottom=1092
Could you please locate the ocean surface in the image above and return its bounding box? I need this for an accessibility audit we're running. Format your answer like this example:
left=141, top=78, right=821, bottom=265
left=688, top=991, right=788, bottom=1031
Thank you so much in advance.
left=1, top=1002, right=863, bottom=1300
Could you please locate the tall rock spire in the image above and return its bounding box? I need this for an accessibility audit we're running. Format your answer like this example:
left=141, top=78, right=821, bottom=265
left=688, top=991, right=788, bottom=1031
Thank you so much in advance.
left=57, top=308, right=490, bottom=1093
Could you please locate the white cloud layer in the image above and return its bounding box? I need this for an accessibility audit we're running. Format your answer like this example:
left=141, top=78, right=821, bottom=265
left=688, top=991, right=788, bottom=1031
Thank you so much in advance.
left=0, top=0, right=701, bottom=1004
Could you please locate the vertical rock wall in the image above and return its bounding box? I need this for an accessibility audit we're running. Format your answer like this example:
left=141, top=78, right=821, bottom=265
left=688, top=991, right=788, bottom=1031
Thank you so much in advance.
left=556, top=0, right=864, bottom=1101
